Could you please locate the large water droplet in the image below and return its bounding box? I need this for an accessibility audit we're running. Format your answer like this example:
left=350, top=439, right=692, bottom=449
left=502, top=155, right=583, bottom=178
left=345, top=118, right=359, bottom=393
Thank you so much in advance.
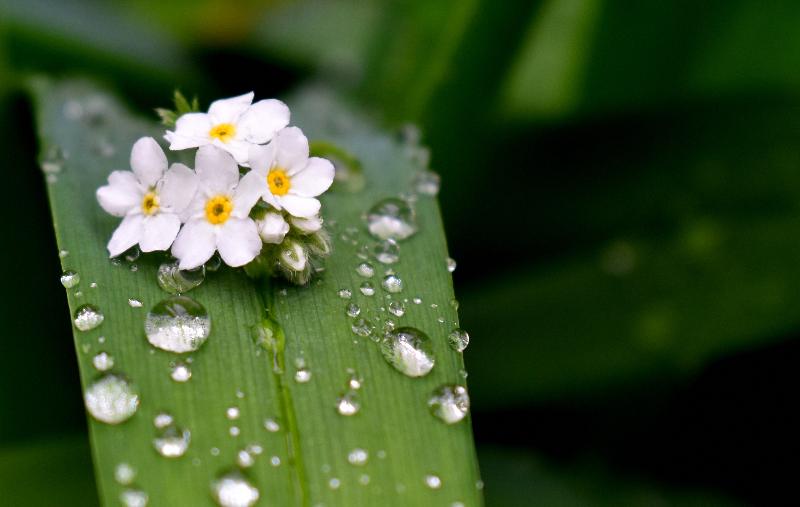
left=74, top=304, right=104, bottom=331
left=381, top=274, right=403, bottom=293
left=380, top=327, right=435, bottom=377
left=373, top=239, right=400, bottom=264
left=60, top=270, right=80, bottom=289
left=211, top=470, right=260, bottom=507
left=428, top=385, right=470, bottom=424
left=92, top=351, right=114, bottom=371
left=84, top=374, right=139, bottom=424
left=366, top=198, right=418, bottom=241
left=170, top=362, right=192, bottom=382
left=413, top=170, right=441, bottom=196
left=120, top=489, right=148, bottom=507
left=144, top=296, right=210, bottom=353
left=448, top=328, right=470, bottom=352
left=153, top=423, right=191, bottom=458
left=348, top=448, right=369, bottom=466
left=157, top=260, right=206, bottom=294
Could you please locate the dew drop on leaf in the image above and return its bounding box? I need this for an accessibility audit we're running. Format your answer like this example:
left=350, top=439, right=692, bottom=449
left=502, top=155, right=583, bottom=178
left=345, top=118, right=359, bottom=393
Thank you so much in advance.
left=359, top=281, right=375, bottom=296
left=60, top=270, right=80, bottom=288
left=128, top=298, right=143, bottom=308
left=448, top=328, right=470, bottom=352
left=92, top=351, right=114, bottom=371
left=263, top=418, right=280, bottom=433
left=337, top=288, right=352, bottom=299
left=144, top=296, right=210, bottom=353
left=114, top=463, right=136, bottom=485
left=350, top=317, right=375, bottom=337
left=84, top=374, right=139, bottom=424
left=356, top=262, right=375, bottom=278
left=381, top=274, right=403, bottom=293
left=346, top=303, right=361, bottom=317
left=428, top=385, right=470, bottom=424
left=380, top=327, right=435, bottom=377
left=413, top=170, right=441, bottom=196
left=347, top=448, right=369, bottom=466
left=74, top=304, right=104, bottom=331
left=153, top=423, right=191, bottom=458
left=120, top=488, right=148, bottom=507
left=446, top=257, right=457, bottom=273
left=388, top=300, right=406, bottom=317
left=424, top=474, right=442, bottom=490
left=294, top=367, right=312, bottom=383
left=373, top=238, right=400, bottom=264
left=170, top=362, right=192, bottom=382
left=336, top=391, right=361, bottom=416
left=210, top=470, right=260, bottom=507
left=366, top=198, right=418, bottom=241
left=157, top=260, right=206, bottom=294
left=226, top=407, right=240, bottom=420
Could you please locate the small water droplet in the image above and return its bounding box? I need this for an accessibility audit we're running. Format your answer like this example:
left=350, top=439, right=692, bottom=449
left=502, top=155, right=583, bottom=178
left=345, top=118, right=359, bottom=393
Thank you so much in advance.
left=350, top=317, right=375, bottom=337
left=60, top=270, right=80, bottom=289
left=74, top=304, right=104, bottom=331
left=359, top=281, right=375, bottom=296
left=153, top=423, right=191, bottom=458
left=144, top=296, right=210, bottom=353
left=328, top=478, right=341, bottom=490
left=413, top=170, right=441, bottom=196
left=337, top=288, right=352, bottom=299
left=424, top=474, right=442, bottom=490
left=170, top=362, right=192, bottom=382
left=206, top=253, right=223, bottom=272
left=264, top=418, right=280, bottom=432
left=41, top=145, right=65, bottom=175
left=359, top=474, right=371, bottom=485
left=336, top=391, right=361, bottom=416
left=157, top=260, right=206, bottom=294
left=448, top=328, right=470, bottom=352
left=270, top=456, right=281, bottom=466
left=236, top=389, right=245, bottom=399
left=346, top=303, right=361, bottom=318
left=366, top=198, right=418, bottom=241
left=120, top=489, right=148, bottom=507
left=377, top=450, right=387, bottom=459
left=412, top=297, right=422, bottom=304
left=373, top=239, right=400, bottom=264
left=388, top=300, right=406, bottom=317
left=446, top=257, right=457, bottom=273
left=294, top=368, right=312, bottom=383
left=428, top=385, right=470, bottom=424
left=58, top=249, right=69, bottom=258
left=347, top=372, right=362, bottom=390
left=115, top=463, right=136, bottom=485
left=380, top=327, right=435, bottom=377
left=124, top=246, right=141, bottom=263
left=89, top=282, right=98, bottom=289
left=381, top=274, right=403, bottom=293
left=84, top=374, right=139, bottom=424
left=226, top=407, right=240, bottom=420
left=211, top=470, right=260, bottom=507
left=347, top=448, right=368, bottom=466
left=356, top=262, right=375, bottom=278
left=210, top=447, right=220, bottom=456
left=128, top=298, right=143, bottom=308
left=153, top=412, right=173, bottom=429
left=247, top=443, right=263, bottom=455
left=237, top=449, right=255, bottom=468
left=92, top=351, right=114, bottom=371
left=229, top=426, right=241, bottom=437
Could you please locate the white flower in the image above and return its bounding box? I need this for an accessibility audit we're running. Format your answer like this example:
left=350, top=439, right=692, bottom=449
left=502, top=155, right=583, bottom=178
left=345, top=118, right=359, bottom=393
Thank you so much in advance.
left=256, top=211, right=290, bottom=244
left=97, top=137, right=196, bottom=257
left=290, top=215, right=323, bottom=234
left=242, top=127, right=335, bottom=218
left=171, top=146, right=262, bottom=269
left=164, top=92, right=290, bottom=165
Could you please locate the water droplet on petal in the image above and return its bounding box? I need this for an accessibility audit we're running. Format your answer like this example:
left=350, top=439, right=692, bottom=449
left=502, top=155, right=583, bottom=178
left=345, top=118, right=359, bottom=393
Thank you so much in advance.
left=428, top=385, right=470, bottom=424
left=115, top=463, right=136, bottom=485
left=157, top=260, right=206, bottom=294
left=381, top=274, right=403, bottom=293
left=60, top=270, right=80, bottom=288
left=446, top=257, right=457, bottom=273
left=366, top=198, right=418, bottom=241
left=448, top=328, right=470, bottom=352
left=92, top=351, right=114, bottom=371
left=359, top=282, right=375, bottom=296
left=74, top=304, right=104, bottom=331
left=170, top=362, right=192, bottom=382
left=424, top=474, right=442, bottom=490
left=380, top=327, right=435, bottom=377
left=413, top=170, right=441, bottom=196
left=211, top=470, right=260, bottom=507
left=356, top=262, right=375, bottom=278
left=144, top=296, right=210, bottom=353
left=84, top=374, right=139, bottom=424
left=347, top=448, right=368, bottom=466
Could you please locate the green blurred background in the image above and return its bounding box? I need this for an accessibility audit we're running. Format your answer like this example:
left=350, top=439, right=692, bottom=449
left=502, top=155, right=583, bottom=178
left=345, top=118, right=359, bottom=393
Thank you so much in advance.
left=1, top=0, right=797, bottom=505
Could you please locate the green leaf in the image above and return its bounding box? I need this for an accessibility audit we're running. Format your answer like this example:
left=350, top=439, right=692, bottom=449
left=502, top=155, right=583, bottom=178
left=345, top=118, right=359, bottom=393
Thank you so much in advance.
left=30, top=78, right=481, bottom=505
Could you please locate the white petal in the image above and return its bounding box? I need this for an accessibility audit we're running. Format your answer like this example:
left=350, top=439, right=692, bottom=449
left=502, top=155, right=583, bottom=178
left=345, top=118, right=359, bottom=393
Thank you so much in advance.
left=233, top=170, right=265, bottom=218
left=279, top=239, right=307, bottom=271
left=290, top=214, right=323, bottom=234
left=289, top=157, right=334, bottom=197
left=208, top=92, right=254, bottom=124
left=238, top=99, right=290, bottom=144
left=166, top=113, right=212, bottom=150
left=172, top=219, right=217, bottom=270
left=279, top=194, right=320, bottom=218
left=107, top=214, right=144, bottom=257
left=159, top=163, right=197, bottom=214
left=248, top=144, right=274, bottom=176
left=213, top=138, right=251, bottom=165
left=195, top=145, right=239, bottom=195
left=257, top=212, right=290, bottom=243
left=273, top=127, right=309, bottom=174
left=130, top=137, right=167, bottom=187
left=97, top=171, right=142, bottom=217
left=217, top=218, right=262, bottom=267
left=139, top=213, right=181, bottom=252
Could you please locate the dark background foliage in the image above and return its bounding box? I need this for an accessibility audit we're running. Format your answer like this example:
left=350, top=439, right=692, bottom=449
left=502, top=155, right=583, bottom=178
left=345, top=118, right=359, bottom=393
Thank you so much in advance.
left=1, top=0, right=798, bottom=505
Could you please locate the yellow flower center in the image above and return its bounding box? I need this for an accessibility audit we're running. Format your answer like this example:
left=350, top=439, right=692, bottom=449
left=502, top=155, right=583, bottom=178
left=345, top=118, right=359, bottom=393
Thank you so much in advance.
left=268, top=168, right=291, bottom=196
left=209, top=123, right=237, bottom=143
left=141, top=192, right=160, bottom=215
left=205, top=195, right=233, bottom=225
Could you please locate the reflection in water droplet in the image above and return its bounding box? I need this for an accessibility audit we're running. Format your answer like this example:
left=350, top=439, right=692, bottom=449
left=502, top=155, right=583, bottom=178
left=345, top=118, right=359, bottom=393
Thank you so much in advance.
left=348, top=448, right=368, bottom=466
left=211, top=470, right=260, bottom=507
left=115, top=463, right=136, bottom=485
left=424, top=474, right=442, bottom=490
left=74, top=304, right=104, bottom=331
left=226, top=407, right=240, bottom=420
left=60, top=270, right=80, bottom=288
left=128, top=298, right=143, bottom=308
left=413, top=170, right=441, bottom=196
left=92, top=351, right=114, bottom=371
left=359, top=281, right=375, bottom=296
left=264, top=418, right=280, bottom=432
left=170, top=362, right=192, bottom=382
left=380, top=327, right=435, bottom=377
left=381, top=274, right=403, bottom=293
left=346, top=303, right=361, bottom=318
left=356, top=262, right=375, bottom=278
left=229, top=426, right=240, bottom=437
left=237, top=449, right=255, bottom=468
left=336, top=391, right=360, bottom=416
left=337, top=288, right=352, bottom=299
left=270, top=456, right=281, bottom=466
left=84, top=374, right=139, bottom=424
left=366, top=198, right=418, bottom=240
left=154, top=412, right=173, bottom=429
left=294, top=368, right=312, bottom=383
left=448, top=328, right=470, bottom=352
left=157, top=260, right=206, bottom=294
left=388, top=300, right=406, bottom=317
left=153, top=424, right=191, bottom=458
left=428, top=385, right=470, bottom=424
left=144, top=296, right=210, bottom=353
left=120, top=489, right=148, bottom=507
left=350, top=318, right=375, bottom=337
left=374, top=239, right=400, bottom=265
left=446, top=257, right=457, bottom=273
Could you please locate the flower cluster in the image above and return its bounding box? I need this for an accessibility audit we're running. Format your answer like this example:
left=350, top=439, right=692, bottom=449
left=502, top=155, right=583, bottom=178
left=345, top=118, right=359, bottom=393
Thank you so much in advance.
left=97, top=93, right=334, bottom=284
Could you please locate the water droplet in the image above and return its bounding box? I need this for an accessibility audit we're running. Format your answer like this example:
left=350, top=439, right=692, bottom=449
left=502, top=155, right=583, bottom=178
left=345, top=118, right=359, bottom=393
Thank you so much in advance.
left=412, top=297, right=422, bottom=305
left=226, top=407, right=240, bottom=420
left=381, top=274, right=403, bottom=293
left=347, top=372, right=362, bottom=390
left=84, top=374, right=139, bottom=424
left=359, top=474, right=371, bottom=485
left=366, top=198, right=418, bottom=241
left=157, top=260, right=206, bottom=295
left=60, top=270, right=80, bottom=288
left=128, top=298, right=143, bottom=308
left=451, top=502, right=465, bottom=507
left=348, top=448, right=368, bottom=466
left=74, top=304, right=104, bottom=331
left=264, top=418, right=280, bottom=432
left=336, top=391, right=360, bottom=416
left=388, top=300, right=406, bottom=317
left=448, top=328, right=470, bottom=352
left=92, top=351, right=114, bottom=371
left=294, top=368, right=312, bottom=383
left=270, top=456, right=281, bottom=466
left=170, top=362, right=192, bottom=382
left=328, top=478, right=341, bottom=490
left=206, top=253, right=223, bottom=272
left=229, top=426, right=241, bottom=437
left=346, top=303, right=361, bottom=317
left=428, top=385, right=470, bottom=424
left=413, top=170, right=441, bottom=196
left=153, top=423, right=191, bottom=458
left=210, top=447, right=220, bottom=456
left=41, top=145, right=65, bottom=176
left=58, top=249, right=70, bottom=258
left=247, top=443, right=263, bottom=455
left=237, top=449, right=255, bottom=468
left=380, top=327, right=435, bottom=377
left=337, top=288, right=352, bottom=299
left=211, top=470, right=260, bottom=507
left=377, top=450, right=387, bottom=459
left=446, top=257, right=457, bottom=273
left=115, top=463, right=136, bottom=485
left=373, top=239, right=400, bottom=265
left=350, top=318, right=375, bottom=337
left=356, top=262, right=375, bottom=278
left=236, top=389, right=245, bottom=399
left=424, top=474, right=442, bottom=490
left=144, top=296, right=210, bottom=353
left=120, top=489, right=148, bottom=507
left=359, top=282, right=375, bottom=296
left=153, top=412, right=173, bottom=429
